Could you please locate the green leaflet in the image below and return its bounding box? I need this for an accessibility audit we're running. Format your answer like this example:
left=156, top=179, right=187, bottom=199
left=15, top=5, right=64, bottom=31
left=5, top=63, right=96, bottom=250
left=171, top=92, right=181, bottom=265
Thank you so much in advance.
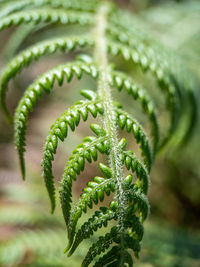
left=67, top=204, right=117, bottom=256
left=81, top=226, right=141, bottom=266
left=107, top=40, right=181, bottom=148
left=93, top=246, right=133, bottom=267
left=108, top=70, right=159, bottom=156
left=114, top=106, right=152, bottom=171
left=122, top=150, right=150, bottom=195
left=0, top=0, right=98, bottom=19
left=14, top=61, right=98, bottom=180
left=67, top=176, right=115, bottom=245
left=108, top=14, right=198, bottom=148
left=42, top=92, right=104, bottom=213
left=81, top=227, right=118, bottom=267
left=59, top=124, right=110, bottom=231
left=127, top=188, right=150, bottom=222
left=0, top=0, right=198, bottom=266
left=0, top=34, right=94, bottom=121
left=0, top=9, right=94, bottom=31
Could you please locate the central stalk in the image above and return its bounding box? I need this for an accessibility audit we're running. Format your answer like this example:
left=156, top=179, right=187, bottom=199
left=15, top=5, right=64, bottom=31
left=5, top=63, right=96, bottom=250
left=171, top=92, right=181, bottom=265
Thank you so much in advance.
left=94, top=3, right=126, bottom=261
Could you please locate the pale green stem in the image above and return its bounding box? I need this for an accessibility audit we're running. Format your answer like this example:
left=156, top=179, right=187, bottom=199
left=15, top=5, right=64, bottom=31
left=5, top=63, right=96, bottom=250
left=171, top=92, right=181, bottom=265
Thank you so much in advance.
left=94, top=3, right=126, bottom=263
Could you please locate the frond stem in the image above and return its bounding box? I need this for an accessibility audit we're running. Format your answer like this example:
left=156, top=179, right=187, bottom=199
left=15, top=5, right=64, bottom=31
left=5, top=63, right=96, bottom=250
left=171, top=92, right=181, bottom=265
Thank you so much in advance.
left=94, top=3, right=126, bottom=264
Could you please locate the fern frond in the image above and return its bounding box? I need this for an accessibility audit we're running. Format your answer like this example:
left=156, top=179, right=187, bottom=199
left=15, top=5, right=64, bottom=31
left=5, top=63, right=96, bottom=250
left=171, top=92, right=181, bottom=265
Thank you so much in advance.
left=93, top=246, right=121, bottom=267
left=42, top=92, right=103, bottom=213
left=94, top=246, right=133, bottom=267
left=0, top=9, right=94, bottom=32
left=127, top=189, right=150, bottom=222
left=115, top=106, right=152, bottom=171
left=107, top=41, right=181, bottom=147
left=14, top=62, right=97, bottom=180
left=82, top=225, right=141, bottom=266
left=108, top=70, right=159, bottom=155
left=122, top=150, right=150, bottom=195
left=108, top=16, right=189, bottom=102
left=181, top=87, right=198, bottom=143
left=68, top=203, right=117, bottom=256
left=67, top=174, right=115, bottom=246
left=0, top=35, right=94, bottom=120
left=108, top=14, right=199, bottom=147
left=0, top=1, right=198, bottom=266
left=59, top=124, right=110, bottom=227
left=124, top=214, right=144, bottom=242
left=0, top=0, right=98, bottom=20
left=81, top=226, right=119, bottom=267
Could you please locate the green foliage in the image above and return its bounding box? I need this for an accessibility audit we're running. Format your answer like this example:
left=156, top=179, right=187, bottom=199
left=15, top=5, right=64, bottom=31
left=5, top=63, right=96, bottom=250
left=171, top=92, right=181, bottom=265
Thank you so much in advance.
left=0, top=0, right=198, bottom=266
left=0, top=182, right=199, bottom=267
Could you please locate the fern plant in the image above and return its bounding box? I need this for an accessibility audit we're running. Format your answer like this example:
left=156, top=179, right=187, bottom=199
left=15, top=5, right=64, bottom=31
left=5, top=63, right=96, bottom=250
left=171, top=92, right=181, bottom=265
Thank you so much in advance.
left=1, top=178, right=200, bottom=267
left=0, top=0, right=198, bottom=266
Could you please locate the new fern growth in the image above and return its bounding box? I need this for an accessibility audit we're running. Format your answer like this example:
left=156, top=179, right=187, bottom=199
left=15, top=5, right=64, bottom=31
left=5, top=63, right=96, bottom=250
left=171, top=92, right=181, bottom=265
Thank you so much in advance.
left=0, top=0, right=198, bottom=266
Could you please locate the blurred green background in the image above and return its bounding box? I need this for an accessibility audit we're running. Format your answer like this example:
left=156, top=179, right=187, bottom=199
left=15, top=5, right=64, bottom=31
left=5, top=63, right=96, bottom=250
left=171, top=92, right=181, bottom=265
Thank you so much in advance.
left=0, top=0, right=200, bottom=266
